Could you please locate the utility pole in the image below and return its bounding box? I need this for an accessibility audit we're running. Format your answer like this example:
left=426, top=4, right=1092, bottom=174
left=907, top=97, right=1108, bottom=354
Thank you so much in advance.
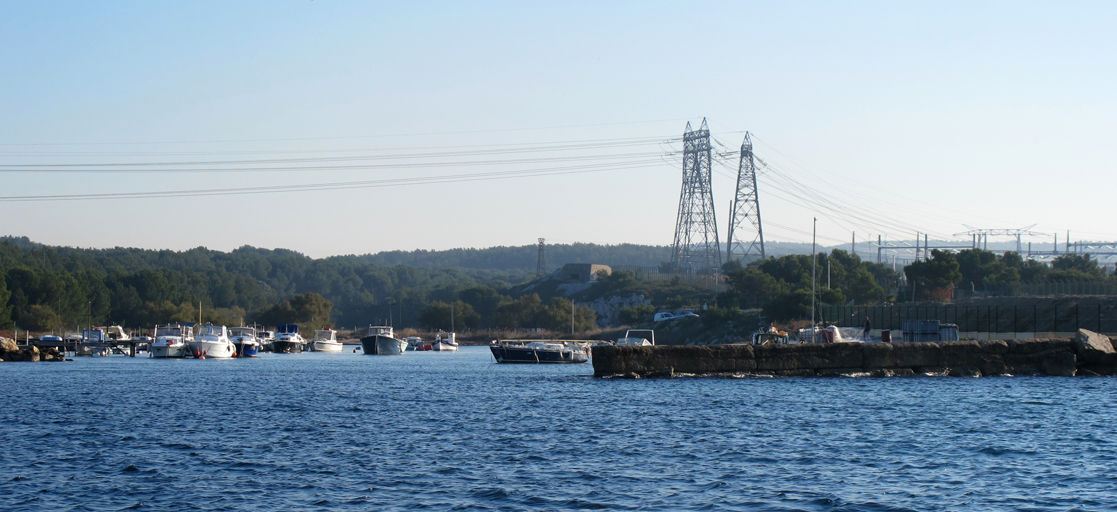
left=725, top=132, right=765, bottom=264
left=877, top=235, right=882, bottom=264
left=671, top=119, right=721, bottom=270
left=811, top=217, right=817, bottom=327
left=851, top=232, right=856, bottom=256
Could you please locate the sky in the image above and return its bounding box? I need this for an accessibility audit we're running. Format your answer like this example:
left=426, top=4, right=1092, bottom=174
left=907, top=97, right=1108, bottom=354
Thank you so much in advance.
left=1, top=1, right=1115, bottom=258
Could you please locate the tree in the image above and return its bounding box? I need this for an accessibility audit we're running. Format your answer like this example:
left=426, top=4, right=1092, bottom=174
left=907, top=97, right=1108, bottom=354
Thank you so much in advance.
left=21, top=304, right=61, bottom=331
left=252, top=292, right=333, bottom=331
left=903, top=250, right=962, bottom=301
left=418, top=301, right=479, bottom=330
left=0, top=274, right=11, bottom=328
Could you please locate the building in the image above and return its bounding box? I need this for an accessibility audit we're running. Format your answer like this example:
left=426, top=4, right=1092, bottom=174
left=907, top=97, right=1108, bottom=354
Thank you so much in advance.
left=560, top=263, right=612, bottom=282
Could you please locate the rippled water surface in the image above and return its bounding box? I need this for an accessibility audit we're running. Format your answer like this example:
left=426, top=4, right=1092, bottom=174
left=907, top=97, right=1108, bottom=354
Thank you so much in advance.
left=3, top=346, right=1116, bottom=511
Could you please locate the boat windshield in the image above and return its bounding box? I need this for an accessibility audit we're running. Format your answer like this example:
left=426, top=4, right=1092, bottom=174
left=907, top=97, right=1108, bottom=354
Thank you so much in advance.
left=314, top=330, right=335, bottom=341
left=198, top=325, right=225, bottom=337
left=155, top=326, right=182, bottom=337
left=229, top=327, right=255, bottom=337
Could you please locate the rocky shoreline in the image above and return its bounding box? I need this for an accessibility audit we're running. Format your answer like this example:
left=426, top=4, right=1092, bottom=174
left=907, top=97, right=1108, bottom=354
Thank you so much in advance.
left=592, top=329, right=1116, bottom=379
left=0, top=338, right=66, bottom=362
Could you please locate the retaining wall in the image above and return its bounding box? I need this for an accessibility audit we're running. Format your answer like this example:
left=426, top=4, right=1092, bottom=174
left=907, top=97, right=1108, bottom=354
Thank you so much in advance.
left=591, top=329, right=1116, bottom=378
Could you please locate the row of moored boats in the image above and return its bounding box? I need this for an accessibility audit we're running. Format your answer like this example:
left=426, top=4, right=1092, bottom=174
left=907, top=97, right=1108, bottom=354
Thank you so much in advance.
left=147, top=324, right=459, bottom=359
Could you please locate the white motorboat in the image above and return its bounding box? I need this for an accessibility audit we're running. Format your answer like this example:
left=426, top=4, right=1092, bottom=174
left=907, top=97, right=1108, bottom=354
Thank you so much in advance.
left=311, top=329, right=344, bottom=352
left=615, top=328, right=655, bottom=346
left=432, top=330, right=459, bottom=351
left=229, top=326, right=261, bottom=357
left=151, top=324, right=192, bottom=358
left=273, top=324, right=306, bottom=353
left=359, top=325, right=408, bottom=355
left=188, top=324, right=236, bottom=359
left=404, top=336, right=423, bottom=351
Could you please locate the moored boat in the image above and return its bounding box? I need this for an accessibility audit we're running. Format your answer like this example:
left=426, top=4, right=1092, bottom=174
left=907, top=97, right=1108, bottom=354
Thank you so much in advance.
left=273, top=324, right=306, bottom=353
left=404, top=336, right=423, bottom=351
left=151, top=323, right=192, bottom=358
left=432, top=330, right=459, bottom=351
left=489, top=340, right=590, bottom=364
left=615, top=329, right=655, bottom=346
left=360, top=325, right=408, bottom=355
left=311, top=328, right=343, bottom=352
left=229, top=326, right=261, bottom=357
left=189, top=324, right=236, bottom=359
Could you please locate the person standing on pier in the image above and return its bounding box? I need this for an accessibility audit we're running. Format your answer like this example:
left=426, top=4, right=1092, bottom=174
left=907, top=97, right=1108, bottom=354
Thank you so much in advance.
left=862, top=316, right=872, bottom=341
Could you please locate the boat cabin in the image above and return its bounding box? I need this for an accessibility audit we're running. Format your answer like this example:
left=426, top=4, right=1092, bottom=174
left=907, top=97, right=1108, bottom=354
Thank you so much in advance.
left=197, top=324, right=227, bottom=338
left=277, top=324, right=299, bottom=334
left=367, top=325, right=393, bottom=337
left=229, top=326, right=256, bottom=338
left=314, top=329, right=337, bottom=342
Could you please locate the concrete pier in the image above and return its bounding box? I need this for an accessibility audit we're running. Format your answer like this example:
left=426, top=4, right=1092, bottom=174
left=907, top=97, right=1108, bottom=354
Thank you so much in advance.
left=592, top=329, right=1117, bottom=378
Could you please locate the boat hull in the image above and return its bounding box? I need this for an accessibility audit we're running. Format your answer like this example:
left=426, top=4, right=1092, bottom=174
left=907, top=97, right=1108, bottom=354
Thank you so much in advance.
left=489, top=345, right=589, bottom=364
left=235, top=343, right=261, bottom=357
left=360, top=335, right=407, bottom=355
left=151, top=344, right=188, bottom=358
left=312, top=341, right=344, bottom=352
left=272, top=340, right=306, bottom=354
left=432, top=342, right=459, bottom=352
left=189, top=341, right=236, bottom=359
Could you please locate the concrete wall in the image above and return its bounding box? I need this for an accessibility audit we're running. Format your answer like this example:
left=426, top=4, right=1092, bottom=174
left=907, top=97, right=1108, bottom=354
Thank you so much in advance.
left=592, top=330, right=1117, bottom=378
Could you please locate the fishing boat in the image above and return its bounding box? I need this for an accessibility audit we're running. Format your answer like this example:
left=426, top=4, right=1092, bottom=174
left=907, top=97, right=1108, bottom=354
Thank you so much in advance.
left=615, top=329, right=654, bottom=346
left=311, top=328, right=343, bottom=352
left=404, top=336, right=423, bottom=351
left=432, top=330, right=459, bottom=351
left=189, top=324, right=236, bottom=359
left=489, top=340, right=590, bottom=364
left=360, top=325, right=408, bottom=355
left=151, top=324, right=192, bottom=358
left=229, top=326, right=261, bottom=357
left=273, top=324, right=306, bottom=353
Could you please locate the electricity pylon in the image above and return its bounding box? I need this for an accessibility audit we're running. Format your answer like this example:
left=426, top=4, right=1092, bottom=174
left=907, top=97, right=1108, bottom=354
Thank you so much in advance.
left=670, top=119, right=722, bottom=270
left=725, top=132, right=765, bottom=264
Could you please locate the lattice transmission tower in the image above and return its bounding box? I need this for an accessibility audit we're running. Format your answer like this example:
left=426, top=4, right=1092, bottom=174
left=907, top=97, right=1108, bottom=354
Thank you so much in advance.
left=670, top=119, right=722, bottom=270
left=725, top=132, right=765, bottom=264
left=536, top=238, right=547, bottom=277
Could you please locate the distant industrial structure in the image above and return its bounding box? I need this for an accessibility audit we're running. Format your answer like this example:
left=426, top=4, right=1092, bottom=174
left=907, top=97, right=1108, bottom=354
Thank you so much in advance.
left=670, top=119, right=722, bottom=270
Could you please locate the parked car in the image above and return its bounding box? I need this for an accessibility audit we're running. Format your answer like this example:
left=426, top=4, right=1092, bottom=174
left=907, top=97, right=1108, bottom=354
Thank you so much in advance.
left=653, top=310, right=700, bottom=323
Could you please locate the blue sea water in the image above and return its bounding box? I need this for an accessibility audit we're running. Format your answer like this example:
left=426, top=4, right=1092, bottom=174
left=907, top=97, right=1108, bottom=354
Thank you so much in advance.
left=2, top=346, right=1116, bottom=511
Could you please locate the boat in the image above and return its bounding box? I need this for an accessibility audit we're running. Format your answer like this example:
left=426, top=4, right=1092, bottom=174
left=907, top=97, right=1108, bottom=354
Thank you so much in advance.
left=188, top=324, right=236, bottom=359
left=404, top=336, right=423, bottom=351
left=489, top=340, right=590, bottom=364
left=432, top=330, right=459, bottom=351
left=151, top=324, right=192, bottom=358
left=257, top=330, right=275, bottom=352
left=311, top=328, right=344, bottom=352
left=360, top=325, right=408, bottom=355
left=615, top=329, right=654, bottom=346
left=229, top=326, right=261, bottom=357
left=272, top=324, right=306, bottom=353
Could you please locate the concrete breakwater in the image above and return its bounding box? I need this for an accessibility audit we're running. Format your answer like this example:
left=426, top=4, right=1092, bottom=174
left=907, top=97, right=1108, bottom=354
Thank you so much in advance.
left=592, top=329, right=1117, bottom=378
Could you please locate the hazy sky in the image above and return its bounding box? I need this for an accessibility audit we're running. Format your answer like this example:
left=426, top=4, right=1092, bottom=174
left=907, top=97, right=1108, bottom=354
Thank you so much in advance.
left=2, top=1, right=1115, bottom=258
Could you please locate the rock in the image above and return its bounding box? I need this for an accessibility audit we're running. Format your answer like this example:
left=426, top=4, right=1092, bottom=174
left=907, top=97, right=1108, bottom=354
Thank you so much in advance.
left=1075, top=329, right=1115, bottom=364
left=948, top=366, right=982, bottom=378
left=621, top=372, right=641, bottom=379
left=27, top=346, right=39, bottom=363
left=1042, top=351, right=1076, bottom=377
left=0, top=337, right=16, bottom=353
left=646, top=367, right=674, bottom=378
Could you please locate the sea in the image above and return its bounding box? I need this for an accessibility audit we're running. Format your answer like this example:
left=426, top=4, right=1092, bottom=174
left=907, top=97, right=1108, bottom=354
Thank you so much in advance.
left=2, top=346, right=1115, bottom=511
